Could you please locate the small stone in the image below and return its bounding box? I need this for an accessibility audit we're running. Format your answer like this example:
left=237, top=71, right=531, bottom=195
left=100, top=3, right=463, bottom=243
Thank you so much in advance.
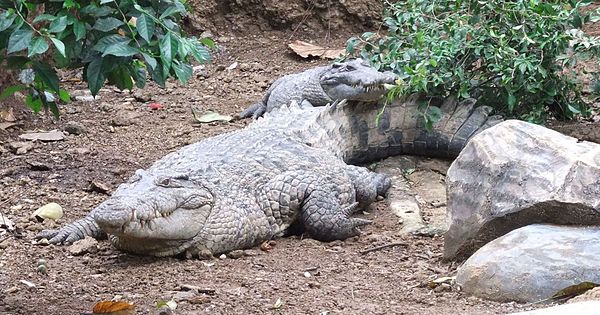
left=433, top=283, right=452, bottom=293
left=74, top=95, right=98, bottom=102
left=173, top=290, right=196, bottom=302
left=63, top=121, right=85, bottom=135
left=4, top=286, right=19, bottom=294
left=26, top=160, right=51, bottom=171
left=218, top=254, right=227, bottom=259
left=227, top=250, right=244, bottom=259
left=68, top=237, right=99, bottom=256
left=242, top=249, right=259, bottom=257
left=303, top=272, right=311, bottom=278
left=8, top=141, right=34, bottom=155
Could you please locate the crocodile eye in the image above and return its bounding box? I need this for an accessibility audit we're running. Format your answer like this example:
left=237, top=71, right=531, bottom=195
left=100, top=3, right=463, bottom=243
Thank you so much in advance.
left=155, top=176, right=183, bottom=188
left=345, top=65, right=356, bottom=71
left=332, top=63, right=343, bottom=68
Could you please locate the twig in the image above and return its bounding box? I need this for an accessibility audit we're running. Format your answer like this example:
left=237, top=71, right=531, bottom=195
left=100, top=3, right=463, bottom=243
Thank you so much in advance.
left=359, top=241, right=408, bottom=255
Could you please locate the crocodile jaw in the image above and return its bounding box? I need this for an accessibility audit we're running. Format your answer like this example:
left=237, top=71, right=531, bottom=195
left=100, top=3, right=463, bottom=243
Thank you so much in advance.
left=95, top=201, right=212, bottom=256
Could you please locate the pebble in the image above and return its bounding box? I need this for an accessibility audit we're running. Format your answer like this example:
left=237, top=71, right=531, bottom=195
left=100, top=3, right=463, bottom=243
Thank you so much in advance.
left=68, top=237, right=99, bottom=256
left=227, top=250, right=244, bottom=259
left=63, top=121, right=85, bottom=135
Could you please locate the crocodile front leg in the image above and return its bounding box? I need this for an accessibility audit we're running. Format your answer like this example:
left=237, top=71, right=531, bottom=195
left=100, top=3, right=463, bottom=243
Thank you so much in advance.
left=35, top=213, right=106, bottom=244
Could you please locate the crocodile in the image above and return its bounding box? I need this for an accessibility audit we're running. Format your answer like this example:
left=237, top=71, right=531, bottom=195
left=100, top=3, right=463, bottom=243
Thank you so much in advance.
left=36, top=96, right=501, bottom=258
left=238, top=59, right=397, bottom=119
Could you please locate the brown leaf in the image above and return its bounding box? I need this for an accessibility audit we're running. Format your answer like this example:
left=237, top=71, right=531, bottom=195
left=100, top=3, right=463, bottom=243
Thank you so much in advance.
left=288, top=40, right=345, bottom=60
left=551, top=282, right=600, bottom=300
left=92, top=301, right=136, bottom=315
left=0, top=107, right=16, bottom=122
left=260, top=240, right=276, bottom=252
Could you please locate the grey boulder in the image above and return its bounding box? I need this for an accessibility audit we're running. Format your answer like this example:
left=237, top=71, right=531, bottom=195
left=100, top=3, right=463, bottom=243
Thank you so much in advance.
left=444, top=120, right=600, bottom=259
left=456, top=224, right=600, bottom=303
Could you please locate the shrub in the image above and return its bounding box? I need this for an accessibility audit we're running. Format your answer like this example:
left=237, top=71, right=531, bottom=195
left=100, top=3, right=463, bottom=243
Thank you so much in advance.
left=0, top=0, right=213, bottom=117
left=347, top=0, right=600, bottom=124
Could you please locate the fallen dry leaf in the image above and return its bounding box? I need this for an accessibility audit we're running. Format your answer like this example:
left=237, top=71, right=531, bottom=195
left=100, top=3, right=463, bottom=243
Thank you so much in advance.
left=0, top=107, right=16, bottom=122
left=191, top=108, right=232, bottom=123
left=260, top=240, right=276, bottom=252
left=288, top=40, right=345, bottom=59
left=19, top=130, right=65, bottom=142
left=551, top=282, right=600, bottom=301
left=0, top=122, right=19, bottom=130
left=92, top=301, right=136, bottom=315
left=33, top=202, right=64, bottom=221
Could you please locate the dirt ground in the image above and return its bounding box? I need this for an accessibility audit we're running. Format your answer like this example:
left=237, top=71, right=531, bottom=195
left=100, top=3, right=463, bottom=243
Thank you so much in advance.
left=0, top=2, right=596, bottom=315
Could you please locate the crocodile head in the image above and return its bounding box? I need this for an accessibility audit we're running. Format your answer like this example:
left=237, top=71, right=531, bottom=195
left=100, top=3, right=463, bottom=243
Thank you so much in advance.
left=93, top=170, right=214, bottom=257
left=320, top=59, right=397, bottom=102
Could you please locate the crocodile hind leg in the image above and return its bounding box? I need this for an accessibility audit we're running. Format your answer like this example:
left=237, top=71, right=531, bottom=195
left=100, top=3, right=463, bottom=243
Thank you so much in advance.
left=258, top=170, right=371, bottom=242
left=344, top=165, right=391, bottom=208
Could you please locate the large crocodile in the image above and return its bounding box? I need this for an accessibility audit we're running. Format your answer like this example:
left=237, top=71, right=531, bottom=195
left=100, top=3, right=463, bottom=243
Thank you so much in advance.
left=37, top=96, right=501, bottom=258
left=239, top=59, right=397, bottom=118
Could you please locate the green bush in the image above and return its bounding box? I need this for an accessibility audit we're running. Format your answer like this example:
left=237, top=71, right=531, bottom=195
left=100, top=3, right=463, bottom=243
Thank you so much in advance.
left=347, top=0, right=600, bottom=123
left=0, top=0, right=213, bottom=117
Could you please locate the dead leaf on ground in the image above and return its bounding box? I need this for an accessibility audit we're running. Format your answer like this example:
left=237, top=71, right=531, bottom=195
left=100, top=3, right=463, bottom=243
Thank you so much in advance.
left=0, top=213, right=15, bottom=231
left=19, top=130, right=65, bottom=142
left=32, top=202, right=64, bottom=221
left=288, top=40, right=345, bottom=59
left=191, top=108, right=232, bottom=123
left=88, top=180, right=111, bottom=195
left=551, top=281, right=600, bottom=301
left=427, top=276, right=456, bottom=289
left=92, top=301, right=136, bottom=315
left=260, top=240, right=276, bottom=252
left=0, top=107, right=16, bottom=122
left=0, top=122, right=19, bottom=130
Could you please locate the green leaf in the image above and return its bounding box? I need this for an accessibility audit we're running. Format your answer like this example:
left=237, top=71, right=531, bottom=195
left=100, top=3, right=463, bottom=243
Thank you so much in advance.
left=93, top=35, right=131, bottom=53
left=48, top=16, right=68, bottom=33
left=86, top=57, right=105, bottom=96
left=172, top=61, right=192, bottom=84
left=103, top=43, right=139, bottom=57
left=507, top=92, right=516, bottom=112
left=50, top=38, right=66, bottom=57
left=106, top=66, right=134, bottom=91
left=7, top=28, right=34, bottom=54
left=142, top=52, right=157, bottom=69
left=159, top=32, right=175, bottom=71
left=33, top=62, right=60, bottom=94
left=73, top=21, right=87, bottom=41
left=0, top=85, right=28, bottom=100
left=190, top=44, right=211, bottom=63
left=58, top=89, right=71, bottom=102
left=26, top=93, right=43, bottom=113
left=100, top=0, right=114, bottom=4
left=32, top=14, right=57, bottom=24
left=199, top=37, right=216, bottom=49
left=149, top=62, right=166, bottom=87
left=93, top=17, right=124, bottom=32
left=46, top=101, right=60, bottom=119
left=0, top=11, right=17, bottom=32
left=136, top=14, right=155, bottom=42
left=28, top=36, right=49, bottom=57
left=159, top=5, right=185, bottom=20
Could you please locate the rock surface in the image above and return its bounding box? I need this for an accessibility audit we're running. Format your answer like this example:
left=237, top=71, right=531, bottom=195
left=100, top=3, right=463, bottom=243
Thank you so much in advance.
left=445, top=120, right=600, bottom=259
left=456, top=224, right=600, bottom=303
left=509, top=301, right=600, bottom=315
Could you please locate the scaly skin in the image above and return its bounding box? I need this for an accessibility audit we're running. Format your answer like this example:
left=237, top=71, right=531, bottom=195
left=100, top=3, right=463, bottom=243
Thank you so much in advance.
left=36, top=96, right=501, bottom=257
left=239, top=59, right=397, bottom=119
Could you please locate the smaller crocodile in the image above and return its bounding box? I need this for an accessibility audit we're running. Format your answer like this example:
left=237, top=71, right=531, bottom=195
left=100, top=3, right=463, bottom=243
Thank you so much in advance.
left=239, top=59, right=397, bottom=118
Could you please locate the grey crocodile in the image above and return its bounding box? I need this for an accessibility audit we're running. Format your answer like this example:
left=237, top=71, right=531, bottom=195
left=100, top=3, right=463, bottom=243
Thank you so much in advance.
left=36, top=96, right=501, bottom=258
left=239, top=59, right=397, bottom=118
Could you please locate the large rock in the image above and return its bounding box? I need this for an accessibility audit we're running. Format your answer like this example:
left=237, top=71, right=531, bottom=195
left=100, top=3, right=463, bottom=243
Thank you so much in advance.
left=509, top=301, right=600, bottom=315
left=444, top=120, right=600, bottom=259
left=456, top=224, right=600, bottom=303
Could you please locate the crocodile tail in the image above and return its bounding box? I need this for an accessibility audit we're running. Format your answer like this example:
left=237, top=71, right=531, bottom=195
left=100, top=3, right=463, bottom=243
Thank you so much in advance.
left=305, top=95, right=502, bottom=164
